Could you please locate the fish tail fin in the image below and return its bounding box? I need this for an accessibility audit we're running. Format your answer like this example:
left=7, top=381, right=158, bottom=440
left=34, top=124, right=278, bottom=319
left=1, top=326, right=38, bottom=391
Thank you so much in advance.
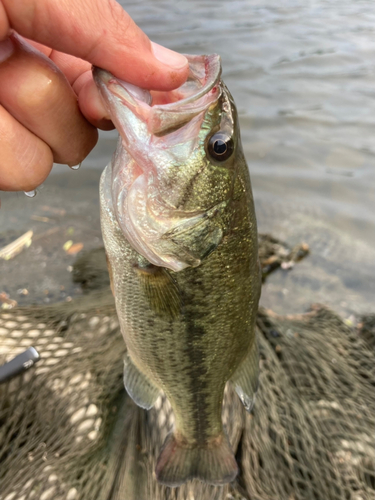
left=155, top=432, right=238, bottom=487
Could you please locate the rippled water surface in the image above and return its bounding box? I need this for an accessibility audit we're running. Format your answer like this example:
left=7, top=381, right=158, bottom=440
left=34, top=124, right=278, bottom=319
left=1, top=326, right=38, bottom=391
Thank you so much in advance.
left=1, top=0, right=374, bottom=316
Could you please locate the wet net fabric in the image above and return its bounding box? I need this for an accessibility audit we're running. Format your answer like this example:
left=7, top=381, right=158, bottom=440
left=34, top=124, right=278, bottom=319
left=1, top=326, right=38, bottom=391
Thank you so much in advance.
left=0, top=243, right=374, bottom=500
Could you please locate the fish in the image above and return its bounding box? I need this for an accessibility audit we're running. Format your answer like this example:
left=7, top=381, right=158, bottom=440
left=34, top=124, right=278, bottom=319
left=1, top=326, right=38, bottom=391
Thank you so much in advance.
left=93, top=54, right=261, bottom=487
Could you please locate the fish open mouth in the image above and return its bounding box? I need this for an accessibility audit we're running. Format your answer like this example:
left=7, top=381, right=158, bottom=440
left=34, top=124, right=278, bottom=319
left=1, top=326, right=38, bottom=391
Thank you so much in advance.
left=93, top=54, right=222, bottom=137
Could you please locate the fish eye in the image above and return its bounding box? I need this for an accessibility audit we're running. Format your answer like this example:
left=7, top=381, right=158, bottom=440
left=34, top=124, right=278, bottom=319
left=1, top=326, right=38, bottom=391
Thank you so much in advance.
left=207, top=133, right=234, bottom=161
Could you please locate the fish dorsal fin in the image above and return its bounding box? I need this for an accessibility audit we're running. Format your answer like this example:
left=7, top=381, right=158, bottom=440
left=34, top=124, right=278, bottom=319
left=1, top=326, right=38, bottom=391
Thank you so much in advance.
left=123, top=351, right=160, bottom=410
left=230, top=338, right=259, bottom=412
left=134, top=264, right=183, bottom=319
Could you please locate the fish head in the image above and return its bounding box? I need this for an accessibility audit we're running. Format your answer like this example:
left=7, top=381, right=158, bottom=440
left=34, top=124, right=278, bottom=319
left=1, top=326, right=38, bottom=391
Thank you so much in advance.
left=94, top=55, right=242, bottom=271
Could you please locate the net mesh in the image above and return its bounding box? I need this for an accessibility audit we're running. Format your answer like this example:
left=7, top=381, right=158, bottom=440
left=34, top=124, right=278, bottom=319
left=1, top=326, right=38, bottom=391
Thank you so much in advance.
left=0, top=238, right=373, bottom=500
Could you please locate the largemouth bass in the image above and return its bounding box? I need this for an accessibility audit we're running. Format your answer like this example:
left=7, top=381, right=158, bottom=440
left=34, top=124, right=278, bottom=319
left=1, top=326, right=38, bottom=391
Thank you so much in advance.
left=94, top=54, right=261, bottom=487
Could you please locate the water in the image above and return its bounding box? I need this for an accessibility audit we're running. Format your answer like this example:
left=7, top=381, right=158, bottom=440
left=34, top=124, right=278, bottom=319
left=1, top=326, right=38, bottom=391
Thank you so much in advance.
left=1, top=0, right=374, bottom=316
left=23, top=190, right=37, bottom=198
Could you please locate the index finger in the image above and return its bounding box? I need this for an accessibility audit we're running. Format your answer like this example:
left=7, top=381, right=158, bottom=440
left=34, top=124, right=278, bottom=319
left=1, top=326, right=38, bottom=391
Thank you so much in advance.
left=0, top=0, right=189, bottom=91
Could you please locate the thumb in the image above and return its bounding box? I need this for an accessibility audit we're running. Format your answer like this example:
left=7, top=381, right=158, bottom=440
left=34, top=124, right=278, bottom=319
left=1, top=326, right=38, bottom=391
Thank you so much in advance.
left=0, top=0, right=189, bottom=90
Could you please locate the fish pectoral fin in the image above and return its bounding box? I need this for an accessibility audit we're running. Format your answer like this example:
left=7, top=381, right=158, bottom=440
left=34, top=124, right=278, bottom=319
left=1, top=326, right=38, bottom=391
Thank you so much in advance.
left=230, top=339, right=259, bottom=413
left=123, top=352, right=160, bottom=410
left=155, top=432, right=238, bottom=487
left=134, top=264, right=183, bottom=319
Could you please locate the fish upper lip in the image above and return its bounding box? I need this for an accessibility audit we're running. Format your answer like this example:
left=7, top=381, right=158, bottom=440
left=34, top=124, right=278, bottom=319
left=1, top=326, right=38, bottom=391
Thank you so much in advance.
left=149, top=53, right=222, bottom=110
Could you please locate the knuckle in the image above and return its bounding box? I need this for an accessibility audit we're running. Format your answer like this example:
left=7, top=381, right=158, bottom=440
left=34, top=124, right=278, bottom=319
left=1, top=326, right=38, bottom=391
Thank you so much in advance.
left=19, top=140, right=53, bottom=190
left=0, top=140, right=53, bottom=191
left=53, top=124, right=98, bottom=166
left=0, top=107, right=53, bottom=191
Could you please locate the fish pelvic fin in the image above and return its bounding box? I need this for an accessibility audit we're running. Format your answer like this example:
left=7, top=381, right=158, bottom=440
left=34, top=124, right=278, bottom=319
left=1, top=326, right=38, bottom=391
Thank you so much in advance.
left=230, top=338, right=259, bottom=412
left=155, top=432, right=238, bottom=487
left=123, top=351, right=160, bottom=410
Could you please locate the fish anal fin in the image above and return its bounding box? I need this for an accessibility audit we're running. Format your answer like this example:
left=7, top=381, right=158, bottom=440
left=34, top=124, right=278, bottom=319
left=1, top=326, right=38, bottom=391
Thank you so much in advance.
left=135, top=264, right=182, bottom=319
left=155, top=432, right=238, bottom=487
left=123, top=351, right=160, bottom=410
left=230, top=340, right=259, bottom=412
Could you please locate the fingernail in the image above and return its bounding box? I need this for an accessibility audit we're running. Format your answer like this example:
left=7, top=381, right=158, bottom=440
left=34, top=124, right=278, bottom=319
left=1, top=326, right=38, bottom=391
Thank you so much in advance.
left=151, top=42, right=188, bottom=70
left=0, top=38, right=14, bottom=64
left=70, top=163, right=81, bottom=170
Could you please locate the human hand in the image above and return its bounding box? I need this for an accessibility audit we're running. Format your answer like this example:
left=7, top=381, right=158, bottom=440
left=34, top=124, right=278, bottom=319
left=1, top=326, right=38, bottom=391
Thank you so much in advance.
left=0, top=0, right=189, bottom=192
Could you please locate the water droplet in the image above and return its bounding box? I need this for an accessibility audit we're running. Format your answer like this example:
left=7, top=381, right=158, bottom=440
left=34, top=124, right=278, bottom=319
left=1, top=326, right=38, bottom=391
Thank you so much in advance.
left=70, top=163, right=81, bottom=170
left=24, top=190, right=36, bottom=198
